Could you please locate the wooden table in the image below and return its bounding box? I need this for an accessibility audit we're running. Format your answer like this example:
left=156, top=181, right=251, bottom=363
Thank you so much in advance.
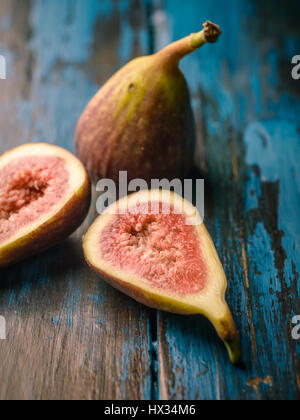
left=0, top=0, right=299, bottom=400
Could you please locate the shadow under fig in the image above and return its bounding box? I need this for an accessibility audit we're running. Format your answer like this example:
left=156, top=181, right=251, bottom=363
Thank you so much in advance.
left=162, top=311, right=249, bottom=372
left=0, top=236, right=84, bottom=293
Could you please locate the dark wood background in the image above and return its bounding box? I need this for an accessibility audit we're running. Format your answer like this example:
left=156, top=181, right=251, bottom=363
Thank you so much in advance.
left=0, top=0, right=299, bottom=400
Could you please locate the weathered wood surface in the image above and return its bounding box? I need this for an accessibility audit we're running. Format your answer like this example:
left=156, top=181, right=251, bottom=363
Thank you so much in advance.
left=0, top=0, right=299, bottom=400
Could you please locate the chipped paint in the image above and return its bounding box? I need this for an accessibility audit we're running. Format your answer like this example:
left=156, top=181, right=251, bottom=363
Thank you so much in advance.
left=247, top=376, right=273, bottom=399
left=156, top=0, right=300, bottom=401
left=0, top=0, right=152, bottom=400
left=0, top=0, right=299, bottom=400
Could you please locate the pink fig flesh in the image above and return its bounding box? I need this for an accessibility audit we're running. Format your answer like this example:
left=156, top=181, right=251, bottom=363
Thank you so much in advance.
left=0, top=155, right=69, bottom=243
left=100, top=201, right=207, bottom=295
left=83, top=190, right=242, bottom=365
left=0, top=143, right=91, bottom=267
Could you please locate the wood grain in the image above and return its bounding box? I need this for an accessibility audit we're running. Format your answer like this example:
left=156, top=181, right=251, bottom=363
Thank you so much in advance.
left=154, top=0, right=300, bottom=400
left=0, top=0, right=152, bottom=400
left=0, top=0, right=299, bottom=400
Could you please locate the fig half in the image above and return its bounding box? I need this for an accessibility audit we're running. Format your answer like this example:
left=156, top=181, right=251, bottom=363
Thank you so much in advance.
left=83, top=190, right=242, bottom=365
left=0, top=143, right=91, bottom=267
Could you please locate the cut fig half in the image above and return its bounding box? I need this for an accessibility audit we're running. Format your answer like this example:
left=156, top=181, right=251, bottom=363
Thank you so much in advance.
left=83, top=190, right=242, bottom=365
left=0, top=143, right=91, bottom=267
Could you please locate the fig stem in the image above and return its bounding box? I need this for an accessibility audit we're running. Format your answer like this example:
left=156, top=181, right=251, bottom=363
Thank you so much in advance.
left=158, top=21, right=222, bottom=63
left=224, top=335, right=243, bottom=366
left=210, top=304, right=243, bottom=365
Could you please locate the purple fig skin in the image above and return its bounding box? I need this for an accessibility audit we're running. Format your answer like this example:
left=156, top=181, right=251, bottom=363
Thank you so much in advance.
left=75, top=22, right=221, bottom=185
left=75, top=57, right=196, bottom=185
left=0, top=145, right=91, bottom=268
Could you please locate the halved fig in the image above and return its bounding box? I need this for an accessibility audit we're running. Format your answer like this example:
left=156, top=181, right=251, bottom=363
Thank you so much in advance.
left=83, top=190, right=242, bottom=364
left=0, top=143, right=91, bottom=267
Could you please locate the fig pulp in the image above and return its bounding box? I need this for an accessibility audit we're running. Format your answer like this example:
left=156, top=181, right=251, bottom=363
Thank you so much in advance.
left=76, top=21, right=221, bottom=185
left=83, top=190, right=242, bottom=365
left=0, top=143, right=91, bottom=267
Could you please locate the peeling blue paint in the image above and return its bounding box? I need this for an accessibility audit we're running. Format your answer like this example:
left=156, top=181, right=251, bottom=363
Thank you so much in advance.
left=0, top=0, right=299, bottom=400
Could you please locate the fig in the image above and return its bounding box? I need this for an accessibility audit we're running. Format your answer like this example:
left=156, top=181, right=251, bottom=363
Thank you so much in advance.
left=76, top=21, right=222, bottom=184
left=83, top=190, right=242, bottom=365
left=0, top=143, right=91, bottom=267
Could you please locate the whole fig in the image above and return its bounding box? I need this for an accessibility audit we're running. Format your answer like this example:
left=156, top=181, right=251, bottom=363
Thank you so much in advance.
left=76, top=21, right=221, bottom=184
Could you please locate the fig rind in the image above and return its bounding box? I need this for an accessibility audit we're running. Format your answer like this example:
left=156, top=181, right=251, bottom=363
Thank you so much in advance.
left=83, top=190, right=242, bottom=365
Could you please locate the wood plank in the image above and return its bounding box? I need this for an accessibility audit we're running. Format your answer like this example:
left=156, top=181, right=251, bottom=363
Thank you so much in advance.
left=0, top=0, right=153, bottom=400
left=154, top=0, right=300, bottom=400
left=1, top=0, right=299, bottom=400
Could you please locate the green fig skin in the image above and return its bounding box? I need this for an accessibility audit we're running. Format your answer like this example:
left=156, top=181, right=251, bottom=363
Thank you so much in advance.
left=76, top=56, right=196, bottom=184
left=75, top=22, right=221, bottom=185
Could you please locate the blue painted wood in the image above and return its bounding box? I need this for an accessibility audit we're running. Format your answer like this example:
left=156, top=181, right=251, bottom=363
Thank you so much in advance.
left=0, top=0, right=299, bottom=400
left=155, top=0, right=300, bottom=400
left=0, top=0, right=152, bottom=400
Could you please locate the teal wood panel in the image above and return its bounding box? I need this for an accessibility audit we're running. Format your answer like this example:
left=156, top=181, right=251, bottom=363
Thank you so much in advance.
left=0, top=0, right=299, bottom=400
left=155, top=0, right=300, bottom=400
left=0, top=0, right=152, bottom=400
